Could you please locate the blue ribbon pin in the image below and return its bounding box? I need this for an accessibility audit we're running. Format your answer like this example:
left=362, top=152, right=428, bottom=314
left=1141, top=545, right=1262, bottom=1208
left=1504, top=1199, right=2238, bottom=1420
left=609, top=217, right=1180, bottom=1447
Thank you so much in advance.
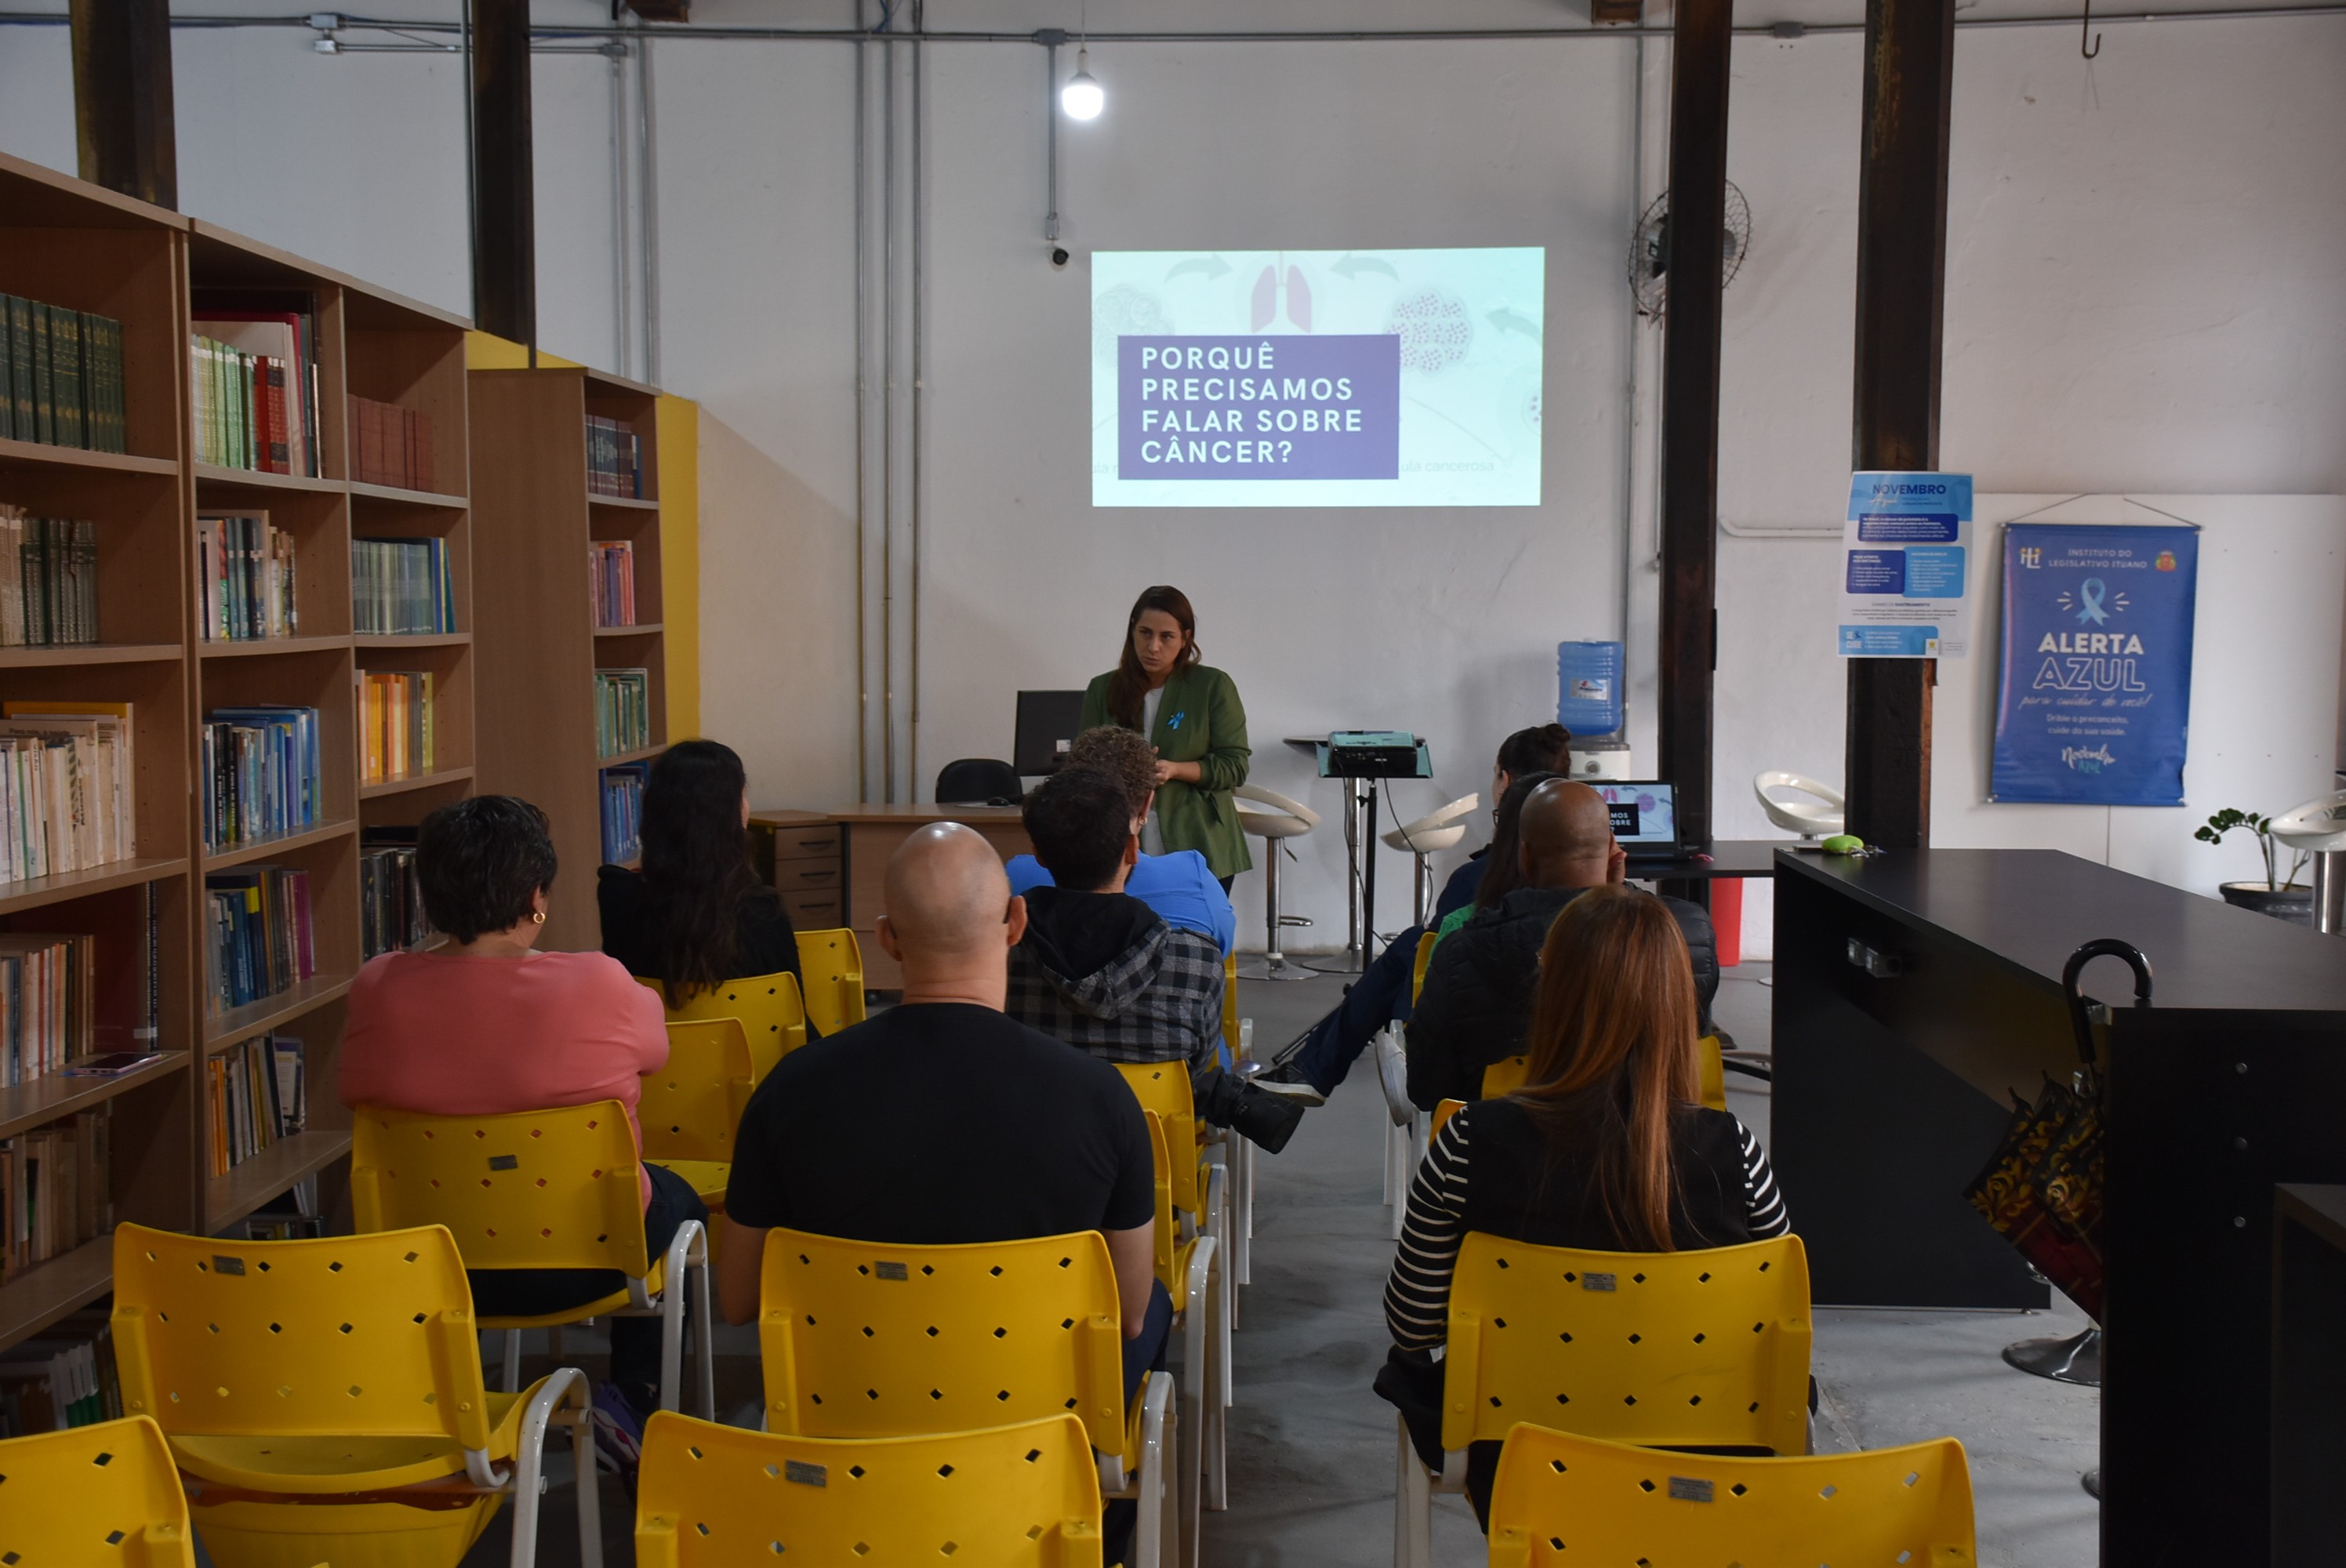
left=2075, top=579, right=2109, bottom=626
left=1167, top=711, right=1186, bottom=731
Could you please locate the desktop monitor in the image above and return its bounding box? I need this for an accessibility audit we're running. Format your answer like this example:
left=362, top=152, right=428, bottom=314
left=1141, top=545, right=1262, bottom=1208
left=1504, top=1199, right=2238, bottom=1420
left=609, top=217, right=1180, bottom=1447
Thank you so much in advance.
left=1014, top=690, right=1088, bottom=776
left=1596, top=781, right=1680, bottom=857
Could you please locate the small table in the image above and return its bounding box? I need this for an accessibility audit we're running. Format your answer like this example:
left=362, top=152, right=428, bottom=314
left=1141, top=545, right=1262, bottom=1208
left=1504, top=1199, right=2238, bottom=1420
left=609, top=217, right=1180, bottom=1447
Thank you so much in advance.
left=2272, top=1184, right=2346, bottom=1561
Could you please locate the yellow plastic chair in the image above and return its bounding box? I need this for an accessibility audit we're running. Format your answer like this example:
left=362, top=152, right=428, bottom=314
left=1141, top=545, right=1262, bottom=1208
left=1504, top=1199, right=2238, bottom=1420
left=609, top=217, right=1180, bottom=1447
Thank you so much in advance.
left=1486, top=1425, right=1976, bottom=1567
left=1220, top=953, right=1240, bottom=1062
left=1698, top=1033, right=1729, bottom=1112
left=0, top=1414, right=196, bottom=1568
left=1213, top=950, right=1255, bottom=1302
left=1410, top=930, right=1437, bottom=1004
left=793, top=927, right=867, bottom=1038
left=757, top=1228, right=1176, bottom=1568
left=1480, top=1054, right=1531, bottom=1099
left=109, top=1224, right=600, bottom=1568
left=350, top=1099, right=715, bottom=1421
left=1430, top=1098, right=1467, bottom=1138
left=640, top=1017, right=755, bottom=1211
left=1394, top=1232, right=1814, bottom=1568
left=637, top=1410, right=1103, bottom=1566
left=1138, top=1109, right=1229, bottom=1541
left=638, top=969, right=808, bottom=1078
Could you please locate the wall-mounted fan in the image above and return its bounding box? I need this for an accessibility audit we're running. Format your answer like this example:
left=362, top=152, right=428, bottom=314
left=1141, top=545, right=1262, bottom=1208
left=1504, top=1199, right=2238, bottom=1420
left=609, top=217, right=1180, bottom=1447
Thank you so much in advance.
left=1629, top=182, right=1752, bottom=320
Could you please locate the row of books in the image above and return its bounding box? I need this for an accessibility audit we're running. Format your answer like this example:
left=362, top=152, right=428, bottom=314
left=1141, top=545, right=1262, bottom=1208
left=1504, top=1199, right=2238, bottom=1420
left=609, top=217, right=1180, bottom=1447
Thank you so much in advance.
left=0, top=934, right=96, bottom=1088
left=195, top=510, right=299, bottom=642
left=200, top=706, right=323, bottom=855
left=0, top=509, right=99, bottom=648
left=353, top=535, right=457, bottom=635
left=347, top=394, right=436, bottom=492
left=1, top=296, right=126, bottom=455
left=361, top=828, right=429, bottom=960
left=586, top=416, right=645, bottom=498
left=207, top=1033, right=307, bottom=1178
left=190, top=298, right=323, bottom=477
left=601, top=763, right=648, bottom=865
left=0, top=1311, right=122, bottom=1436
left=0, top=1106, right=112, bottom=1282
left=594, top=667, right=652, bottom=758
left=358, top=670, right=435, bottom=784
left=591, top=539, right=638, bottom=627
left=203, top=864, right=316, bottom=1018
left=0, top=703, right=136, bottom=885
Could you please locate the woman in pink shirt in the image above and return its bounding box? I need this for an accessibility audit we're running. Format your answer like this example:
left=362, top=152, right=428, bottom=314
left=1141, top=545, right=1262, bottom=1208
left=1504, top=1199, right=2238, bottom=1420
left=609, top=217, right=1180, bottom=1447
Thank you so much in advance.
left=341, top=795, right=693, bottom=1466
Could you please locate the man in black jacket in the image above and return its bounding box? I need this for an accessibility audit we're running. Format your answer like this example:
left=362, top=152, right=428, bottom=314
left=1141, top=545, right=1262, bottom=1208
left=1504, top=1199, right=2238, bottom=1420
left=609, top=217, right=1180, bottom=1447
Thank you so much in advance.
left=1403, top=779, right=1717, bottom=1109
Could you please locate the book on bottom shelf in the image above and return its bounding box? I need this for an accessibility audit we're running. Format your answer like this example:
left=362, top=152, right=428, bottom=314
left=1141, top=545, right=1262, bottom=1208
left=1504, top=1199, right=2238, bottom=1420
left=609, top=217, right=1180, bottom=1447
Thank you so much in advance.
left=0, top=1102, right=113, bottom=1283
left=601, top=763, right=648, bottom=865
left=202, top=865, right=316, bottom=1018
left=360, top=827, right=431, bottom=960
left=0, top=1308, right=125, bottom=1436
left=208, top=1031, right=306, bottom=1178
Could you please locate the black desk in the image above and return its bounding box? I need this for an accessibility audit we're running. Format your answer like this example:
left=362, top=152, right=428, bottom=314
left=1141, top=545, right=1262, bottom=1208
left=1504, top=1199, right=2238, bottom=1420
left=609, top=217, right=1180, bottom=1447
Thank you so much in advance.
left=1632, top=838, right=1787, bottom=882
left=2272, top=1184, right=2346, bottom=1565
left=1774, top=848, right=2346, bottom=1566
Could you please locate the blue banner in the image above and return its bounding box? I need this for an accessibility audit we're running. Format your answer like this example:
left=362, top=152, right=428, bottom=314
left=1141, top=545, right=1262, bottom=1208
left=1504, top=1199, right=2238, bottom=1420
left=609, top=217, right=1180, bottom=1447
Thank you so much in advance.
left=1992, top=523, right=2199, bottom=804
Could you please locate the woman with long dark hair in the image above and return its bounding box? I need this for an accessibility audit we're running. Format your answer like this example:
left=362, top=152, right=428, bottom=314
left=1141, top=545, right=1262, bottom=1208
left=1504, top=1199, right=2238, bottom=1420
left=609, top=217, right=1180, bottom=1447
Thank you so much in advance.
left=1078, top=586, right=1252, bottom=889
left=1377, top=885, right=1787, bottom=1521
left=1427, top=768, right=1564, bottom=944
left=600, top=739, right=807, bottom=1014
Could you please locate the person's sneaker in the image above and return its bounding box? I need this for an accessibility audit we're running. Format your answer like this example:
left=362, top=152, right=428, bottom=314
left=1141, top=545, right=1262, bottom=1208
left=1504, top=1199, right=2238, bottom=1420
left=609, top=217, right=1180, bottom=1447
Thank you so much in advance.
left=1251, top=1065, right=1326, bottom=1106
left=587, top=1381, right=645, bottom=1487
left=1225, top=1081, right=1308, bottom=1153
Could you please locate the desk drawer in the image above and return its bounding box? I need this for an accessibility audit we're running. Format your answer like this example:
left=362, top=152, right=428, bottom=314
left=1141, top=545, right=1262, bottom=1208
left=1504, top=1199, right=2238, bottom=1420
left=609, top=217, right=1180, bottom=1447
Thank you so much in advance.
left=784, top=891, right=844, bottom=927
left=772, top=826, right=841, bottom=861
left=773, top=861, right=843, bottom=894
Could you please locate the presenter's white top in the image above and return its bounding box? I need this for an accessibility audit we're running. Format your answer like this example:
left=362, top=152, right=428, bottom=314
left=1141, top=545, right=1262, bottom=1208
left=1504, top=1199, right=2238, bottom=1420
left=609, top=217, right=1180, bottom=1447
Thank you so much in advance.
left=1141, top=686, right=1167, bottom=855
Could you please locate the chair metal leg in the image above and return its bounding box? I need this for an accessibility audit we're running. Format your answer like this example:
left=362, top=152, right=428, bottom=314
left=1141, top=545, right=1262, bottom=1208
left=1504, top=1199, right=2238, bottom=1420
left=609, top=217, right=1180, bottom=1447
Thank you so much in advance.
left=1204, top=1229, right=1229, bottom=1513
left=503, top=1329, right=522, bottom=1395
left=1133, top=1370, right=1175, bottom=1568
left=569, top=1374, right=605, bottom=1568
left=1176, top=1234, right=1215, bottom=1568
left=1238, top=837, right=1315, bottom=981
left=508, top=1365, right=588, bottom=1568
left=657, top=1218, right=708, bottom=1414
left=1394, top=1417, right=1434, bottom=1568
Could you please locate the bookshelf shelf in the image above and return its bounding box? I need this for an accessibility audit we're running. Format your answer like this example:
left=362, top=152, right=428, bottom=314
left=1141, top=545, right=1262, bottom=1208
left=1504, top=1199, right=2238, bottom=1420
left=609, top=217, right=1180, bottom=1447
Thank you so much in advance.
left=359, top=765, right=475, bottom=800
left=0, top=643, right=183, bottom=667
left=205, top=1130, right=354, bottom=1231
left=0, top=857, right=188, bottom=919
left=350, top=481, right=467, bottom=510
left=0, top=439, right=180, bottom=479
left=0, top=1051, right=187, bottom=1142
left=193, top=465, right=347, bottom=496
left=197, top=633, right=354, bottom=661
left=601, top=744, right=666, bottom=768
left=587, top=495, right=660, bottom=513
left=201, top=818, right=358, bottom=872
left=594, top=623, right=663, bottom=638
left=354, top=633, right=470, bottom=651
left=0, top=1233, right=117, bottom=1349
left=204, top=971, right=358, bottom=1053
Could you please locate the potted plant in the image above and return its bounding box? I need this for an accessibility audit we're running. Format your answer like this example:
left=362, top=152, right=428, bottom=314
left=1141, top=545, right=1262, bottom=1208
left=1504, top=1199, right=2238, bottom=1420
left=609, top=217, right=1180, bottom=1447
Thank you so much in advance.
left=2195, top=808, right=2315, bottom=924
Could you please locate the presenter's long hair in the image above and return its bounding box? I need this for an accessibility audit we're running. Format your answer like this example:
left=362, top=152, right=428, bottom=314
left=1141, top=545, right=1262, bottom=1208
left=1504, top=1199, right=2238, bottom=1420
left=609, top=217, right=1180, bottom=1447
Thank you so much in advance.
left=1512, top=886, right=1702, bottom=1251
left=1106, top=585, right=1201, bottom=729
left=637, top=739, right=781, bottom=1007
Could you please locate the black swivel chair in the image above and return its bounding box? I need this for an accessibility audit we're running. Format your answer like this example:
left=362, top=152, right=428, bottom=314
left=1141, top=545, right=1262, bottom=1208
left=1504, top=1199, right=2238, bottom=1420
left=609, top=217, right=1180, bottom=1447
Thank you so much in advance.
left=934, top=758, right=1023, bottom=806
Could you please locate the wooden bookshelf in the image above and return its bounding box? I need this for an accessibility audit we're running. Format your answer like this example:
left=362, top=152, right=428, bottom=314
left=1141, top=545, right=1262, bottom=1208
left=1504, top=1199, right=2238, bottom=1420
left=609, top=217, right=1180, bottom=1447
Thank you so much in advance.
left=471, top=367, right=667, bottom=953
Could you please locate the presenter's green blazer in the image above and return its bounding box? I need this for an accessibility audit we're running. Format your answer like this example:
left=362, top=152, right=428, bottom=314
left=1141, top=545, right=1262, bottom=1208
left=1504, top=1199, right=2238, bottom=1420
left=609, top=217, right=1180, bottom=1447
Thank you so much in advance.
left=1080, top=663, right=1253, bottom=880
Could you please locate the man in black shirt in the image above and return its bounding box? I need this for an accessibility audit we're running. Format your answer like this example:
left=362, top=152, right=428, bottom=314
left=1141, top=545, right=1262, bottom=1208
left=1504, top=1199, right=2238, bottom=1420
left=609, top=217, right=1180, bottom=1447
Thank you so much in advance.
left=721, top=822, right=1169, bottom=1392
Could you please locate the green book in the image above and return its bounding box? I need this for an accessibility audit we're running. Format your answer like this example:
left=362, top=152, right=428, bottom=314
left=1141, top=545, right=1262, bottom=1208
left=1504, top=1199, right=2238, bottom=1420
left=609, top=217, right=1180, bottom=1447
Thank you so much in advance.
left=50, top=308, right=83, bottom=450
left=30, top=303, right=53, bottom=445
left=81, top=314, right=117, bottom=454
left=7, top=296, right=31, bottom=441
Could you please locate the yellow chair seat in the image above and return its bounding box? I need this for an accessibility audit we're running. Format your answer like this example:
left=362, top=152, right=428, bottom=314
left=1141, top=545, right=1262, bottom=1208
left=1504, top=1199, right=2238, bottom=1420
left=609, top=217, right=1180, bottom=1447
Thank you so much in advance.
left=167, top=1386, right=538, bottom=1494
left=474, top=1258, right=666, bottom=1333
left=650, top=1158, right=729, bottom=1208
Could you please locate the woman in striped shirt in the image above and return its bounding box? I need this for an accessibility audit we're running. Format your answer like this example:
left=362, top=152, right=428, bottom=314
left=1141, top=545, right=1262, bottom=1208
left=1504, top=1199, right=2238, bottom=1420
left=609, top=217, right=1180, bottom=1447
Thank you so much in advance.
left=1376, top=884, right=1789, bottom=1524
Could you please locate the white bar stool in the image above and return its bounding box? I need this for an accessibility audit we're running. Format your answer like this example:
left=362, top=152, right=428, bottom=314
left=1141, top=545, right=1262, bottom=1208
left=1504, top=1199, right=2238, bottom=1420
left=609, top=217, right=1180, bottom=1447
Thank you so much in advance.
left=1234, top=784, right=1320, bottom=982
left=1753, top=770, right=1846, bottom=840
left=1380, top=793, right=1480, bottom=927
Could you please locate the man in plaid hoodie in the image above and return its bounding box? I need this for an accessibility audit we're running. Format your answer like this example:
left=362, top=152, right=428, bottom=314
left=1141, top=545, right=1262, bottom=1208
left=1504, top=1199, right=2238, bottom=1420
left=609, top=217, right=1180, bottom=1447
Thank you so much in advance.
left=1007, top=766, right=1311, bottom=1152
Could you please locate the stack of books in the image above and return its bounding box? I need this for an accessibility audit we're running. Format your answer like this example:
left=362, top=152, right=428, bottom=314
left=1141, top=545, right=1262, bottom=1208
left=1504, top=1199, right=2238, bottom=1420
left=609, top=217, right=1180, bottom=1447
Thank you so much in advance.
left=200, top=705, right=322, bottom=853
left=0, top=934, right=95, bottom=1087
left=0, top=702, right=136, bottom=882
left=347, top=394, right=435, bottom=491
left=207, top=1033, right=306, bottom=1176
left=202, top=865, right=316, bottom=1017
left=0, top=297, right=126, bottom=454
left=0, top=1310, right=123, bottom=1434
left=601, top=763, right=648, bottom=865
left=358, top=670, right=434, bottom=784
left=590, top=539, right=637, bottom=626
left=352, top=536, right=456, bottom=635
left=594, top=668, right=652, bottom=758
left=0, top=509, right=98, bottom=647
left=586, top=416, right=645, bottom=498
left=0, top=1106, right=112, bottom=1281
left=194, top=510, right=299, bottom=641
left=361, top=827, right=430, bottom=959
left=189, top=296, right=322, bottom=477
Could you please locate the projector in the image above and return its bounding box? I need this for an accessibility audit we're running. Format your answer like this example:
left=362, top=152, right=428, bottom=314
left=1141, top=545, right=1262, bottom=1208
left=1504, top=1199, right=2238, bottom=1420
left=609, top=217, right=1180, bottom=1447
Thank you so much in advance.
left=1324, top=731, right=1426, bottom=779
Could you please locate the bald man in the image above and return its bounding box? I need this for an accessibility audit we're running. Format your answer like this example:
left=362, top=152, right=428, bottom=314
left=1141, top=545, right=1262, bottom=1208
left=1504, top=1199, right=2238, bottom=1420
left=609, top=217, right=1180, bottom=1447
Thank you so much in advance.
left=720, top=824, right=1171, bottom=1391
left=1402, top=780, right=1718, bottom=1109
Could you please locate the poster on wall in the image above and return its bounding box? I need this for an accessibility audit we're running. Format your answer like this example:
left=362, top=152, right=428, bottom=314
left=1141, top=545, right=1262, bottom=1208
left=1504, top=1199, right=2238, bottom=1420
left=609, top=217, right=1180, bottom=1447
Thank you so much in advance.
left=1836, top=470, right=1975, bottom=658
left=1991, top=522, right=2200, bottom=805
left=1089, top=248, right=1545, bottom=508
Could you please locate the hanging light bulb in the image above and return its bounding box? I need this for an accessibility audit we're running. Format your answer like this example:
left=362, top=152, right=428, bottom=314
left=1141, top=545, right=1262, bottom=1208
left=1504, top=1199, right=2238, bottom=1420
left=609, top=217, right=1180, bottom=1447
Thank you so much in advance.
left=1061, top=46, right=1105, bottom=120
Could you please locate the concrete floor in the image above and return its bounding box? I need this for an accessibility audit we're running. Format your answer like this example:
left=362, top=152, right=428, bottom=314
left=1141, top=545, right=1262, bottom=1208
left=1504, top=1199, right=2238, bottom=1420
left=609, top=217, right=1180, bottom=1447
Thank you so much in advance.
left=452, top=957, right=2101, bottom=1567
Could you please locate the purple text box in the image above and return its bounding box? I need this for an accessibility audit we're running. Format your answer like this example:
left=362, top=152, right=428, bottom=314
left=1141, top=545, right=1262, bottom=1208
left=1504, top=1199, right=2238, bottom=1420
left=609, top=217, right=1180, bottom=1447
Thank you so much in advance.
left=1118, top=334, right=1400, bottom=481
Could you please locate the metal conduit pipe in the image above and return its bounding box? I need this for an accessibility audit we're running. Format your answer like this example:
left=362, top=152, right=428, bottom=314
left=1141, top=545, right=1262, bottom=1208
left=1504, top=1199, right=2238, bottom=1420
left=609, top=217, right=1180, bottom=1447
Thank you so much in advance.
left=852, top=12, right=870, bottom=803
left=908, top=0, right=924, bottom=801
left=608, top=38, right=630, bottom=379
left=637, top=24, right=659, bottom=386
left=880, top=9, right=895, bottom=803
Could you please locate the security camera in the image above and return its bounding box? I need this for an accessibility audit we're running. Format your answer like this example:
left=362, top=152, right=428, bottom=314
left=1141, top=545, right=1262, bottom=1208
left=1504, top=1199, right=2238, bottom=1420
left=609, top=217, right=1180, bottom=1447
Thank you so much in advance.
left=1049, top=246, right=1070, bottom=270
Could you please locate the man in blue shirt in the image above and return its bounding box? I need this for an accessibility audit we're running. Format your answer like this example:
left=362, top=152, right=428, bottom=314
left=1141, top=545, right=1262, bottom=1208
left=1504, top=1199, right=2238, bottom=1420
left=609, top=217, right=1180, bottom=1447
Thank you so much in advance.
left=1005, top=725, right=1237, bottom=957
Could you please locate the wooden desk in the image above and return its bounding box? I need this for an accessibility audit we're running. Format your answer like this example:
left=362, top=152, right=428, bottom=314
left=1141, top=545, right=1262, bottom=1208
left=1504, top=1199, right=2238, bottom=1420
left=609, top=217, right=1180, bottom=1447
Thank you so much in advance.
left=1773, top=848, right=2346, bottom=1566
left=751, top=805, right=1032, bottom=988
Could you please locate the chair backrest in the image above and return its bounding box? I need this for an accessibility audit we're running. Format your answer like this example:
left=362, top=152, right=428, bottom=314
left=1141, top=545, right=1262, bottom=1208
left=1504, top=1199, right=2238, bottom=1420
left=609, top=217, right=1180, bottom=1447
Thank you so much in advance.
left=644, top=969, right=808, bottom=1078
left=1411, top=930, right=1438, bottom=1004
left=1432, top=1098, right=1467, bottom=1138
left=1114, top=1062, right=1205, bottom=1219
left=757, top=1228, right=1128, bottom=1460
left=935, top=758, right=1023, bottom=804
left=794, top=927, right=868, bottom=1037
left=1487, top=1425, right=1974, bottom=1567
left=1441, top=1231, right=1812, bottom=1455
left=637, top=1410, right=1103, bottom=1568
left=1142, top=1112, right=1179, bottom=1296
left=1482, top=1044, right=1722, bottom=1109
left=350, top=1100, right=650, bottom=1278
left=110, top=1223, right=496, bottom=1454
left=641, top=1018, right=754, bottom=1164
left=1480, top=1054, right=1529, bottom=1098
left=1221, top=953, right=1240, bottom=1062
left=0, top=1414, right=196, bottom=1568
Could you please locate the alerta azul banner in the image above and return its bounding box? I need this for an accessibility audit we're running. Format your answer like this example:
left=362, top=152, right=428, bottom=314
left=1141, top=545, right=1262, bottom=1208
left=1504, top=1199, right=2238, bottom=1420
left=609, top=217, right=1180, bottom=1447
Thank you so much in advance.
left=1992, top=521, right=2200, bottom=805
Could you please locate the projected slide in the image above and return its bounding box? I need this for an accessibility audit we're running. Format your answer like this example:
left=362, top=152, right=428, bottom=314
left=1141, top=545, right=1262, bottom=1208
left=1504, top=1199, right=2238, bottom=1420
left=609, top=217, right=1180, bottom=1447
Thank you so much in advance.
left=1091, top=248, right=1545, bottom=508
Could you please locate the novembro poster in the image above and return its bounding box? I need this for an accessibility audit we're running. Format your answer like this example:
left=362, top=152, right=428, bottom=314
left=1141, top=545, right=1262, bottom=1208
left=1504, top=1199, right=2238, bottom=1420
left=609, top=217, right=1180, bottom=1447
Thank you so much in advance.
left=1991, top=522, right=2200, bottom=805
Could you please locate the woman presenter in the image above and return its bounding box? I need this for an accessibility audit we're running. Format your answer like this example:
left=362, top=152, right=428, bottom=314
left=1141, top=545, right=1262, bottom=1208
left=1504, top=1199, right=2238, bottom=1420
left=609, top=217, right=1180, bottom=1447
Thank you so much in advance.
left=1081, top=585, right=1253, bottom=891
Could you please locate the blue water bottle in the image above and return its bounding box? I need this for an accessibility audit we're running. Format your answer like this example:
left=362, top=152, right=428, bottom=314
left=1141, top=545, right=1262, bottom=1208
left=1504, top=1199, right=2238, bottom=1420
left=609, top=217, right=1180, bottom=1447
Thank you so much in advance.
left=1556, top=641, right=1625, bottom=736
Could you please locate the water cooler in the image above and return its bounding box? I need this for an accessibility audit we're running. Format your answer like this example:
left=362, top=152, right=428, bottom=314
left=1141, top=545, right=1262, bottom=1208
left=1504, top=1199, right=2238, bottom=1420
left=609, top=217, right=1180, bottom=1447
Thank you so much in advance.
left=1557, top=641, right=1632, bottom=781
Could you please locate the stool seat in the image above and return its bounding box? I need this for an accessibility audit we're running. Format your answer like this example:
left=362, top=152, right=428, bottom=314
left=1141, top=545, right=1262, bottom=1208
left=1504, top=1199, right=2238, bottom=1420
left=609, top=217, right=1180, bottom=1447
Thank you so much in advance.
left=1754, top=770, right=1845, bottom=838
left=2271, top=790, right=2346, bottom=853
left=1380, top=793, right=1479, bottom=855
left=1236, top=785, right=1319, bottom=840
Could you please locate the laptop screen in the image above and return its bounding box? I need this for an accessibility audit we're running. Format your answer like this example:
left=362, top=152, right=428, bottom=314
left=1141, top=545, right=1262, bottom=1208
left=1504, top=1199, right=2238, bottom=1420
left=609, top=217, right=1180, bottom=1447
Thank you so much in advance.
left=1595, top=781, right=1679, bottom=853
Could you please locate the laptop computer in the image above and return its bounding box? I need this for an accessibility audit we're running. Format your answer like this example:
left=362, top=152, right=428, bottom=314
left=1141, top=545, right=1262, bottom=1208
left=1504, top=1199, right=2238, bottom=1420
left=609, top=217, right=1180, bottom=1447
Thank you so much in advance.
left=1594, top=780, right=1684, bottom=864
left=1013, top=690, right=1088, bottom=776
